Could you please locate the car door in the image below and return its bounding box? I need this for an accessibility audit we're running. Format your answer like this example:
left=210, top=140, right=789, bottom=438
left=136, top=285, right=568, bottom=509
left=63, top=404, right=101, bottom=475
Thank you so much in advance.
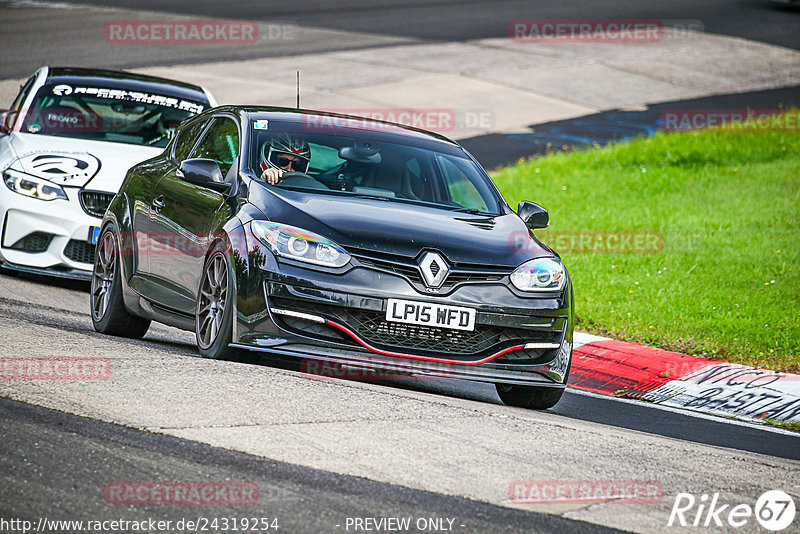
left=127, top=116, right=208, bottom=287
left=147, top=115, right=239, bottom=314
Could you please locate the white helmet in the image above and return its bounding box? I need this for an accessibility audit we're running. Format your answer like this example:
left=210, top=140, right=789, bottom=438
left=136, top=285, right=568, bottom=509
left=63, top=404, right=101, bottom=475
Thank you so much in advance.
left=260, top=133, right=310, bottom=173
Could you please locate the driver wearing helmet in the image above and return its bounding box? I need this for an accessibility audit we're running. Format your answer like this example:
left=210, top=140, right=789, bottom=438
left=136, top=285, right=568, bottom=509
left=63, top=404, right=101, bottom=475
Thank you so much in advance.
left=260, top=133, right=311, bottom=185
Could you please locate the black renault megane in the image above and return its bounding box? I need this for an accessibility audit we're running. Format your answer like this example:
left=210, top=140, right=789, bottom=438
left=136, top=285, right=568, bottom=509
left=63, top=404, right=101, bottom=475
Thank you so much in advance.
left=90, top=106, right=574, bottom=409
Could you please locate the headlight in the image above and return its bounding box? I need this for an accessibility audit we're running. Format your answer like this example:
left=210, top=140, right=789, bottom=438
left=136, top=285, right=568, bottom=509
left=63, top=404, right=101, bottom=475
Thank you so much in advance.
left=3, top=169, right=68, bottom=201
left=251, top=221, right=351, bottom=268
left=510, top=257, right=566, bottom=292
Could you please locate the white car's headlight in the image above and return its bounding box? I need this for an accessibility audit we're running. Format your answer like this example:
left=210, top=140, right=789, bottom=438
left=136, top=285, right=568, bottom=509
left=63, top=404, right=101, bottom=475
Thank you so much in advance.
left=251, top=221, right=351, bottom=268
left=3, top=169, right=68, bottom=201
left=510, top=257, right=566, bottom=292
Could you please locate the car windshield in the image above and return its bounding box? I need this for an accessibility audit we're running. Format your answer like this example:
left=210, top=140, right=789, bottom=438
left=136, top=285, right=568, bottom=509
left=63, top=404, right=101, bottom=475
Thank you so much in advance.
left=19, top=83, right=207, bottom=147
left=247, top=122, right=503, bottom=214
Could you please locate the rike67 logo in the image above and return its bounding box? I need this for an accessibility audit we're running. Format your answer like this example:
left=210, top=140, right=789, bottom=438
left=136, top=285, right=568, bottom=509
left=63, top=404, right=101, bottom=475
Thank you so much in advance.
left=668, top=490, right=796, bottom=531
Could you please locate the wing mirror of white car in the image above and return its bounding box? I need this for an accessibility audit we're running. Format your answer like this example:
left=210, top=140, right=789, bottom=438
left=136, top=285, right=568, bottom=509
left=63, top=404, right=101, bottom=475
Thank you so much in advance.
left=0, top=110, right=14, bottom=135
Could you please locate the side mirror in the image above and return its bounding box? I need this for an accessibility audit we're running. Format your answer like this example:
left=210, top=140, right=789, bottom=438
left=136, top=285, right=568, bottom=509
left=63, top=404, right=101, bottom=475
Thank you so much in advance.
left=517, top=201, right=549, bottom=229
left=177, top=158, right=230, bottom=194
left=0, top=109, right=14, bottom=135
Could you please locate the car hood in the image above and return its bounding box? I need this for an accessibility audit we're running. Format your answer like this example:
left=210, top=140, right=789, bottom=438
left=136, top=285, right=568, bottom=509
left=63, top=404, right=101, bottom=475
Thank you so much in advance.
left=5, top=133, right=162, bottom=191
left=253, top=186, right=552, bottom=267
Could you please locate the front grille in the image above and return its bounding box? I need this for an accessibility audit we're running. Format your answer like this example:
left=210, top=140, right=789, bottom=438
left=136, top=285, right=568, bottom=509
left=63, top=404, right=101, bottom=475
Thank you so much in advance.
left=354, top=256, right=422, bottom=281
left=365, top=320, right=501, bottom=355
left=351, top=249, right=508, bottom=290
left=10, top=232, right=53, bottom=252
left=270, top=296, right=557, bottom=358
left=495, top=347, right=559, bottom=364
left=79, top=191, right=114, bottom=218
left=64, top=239, right=96, bottom=264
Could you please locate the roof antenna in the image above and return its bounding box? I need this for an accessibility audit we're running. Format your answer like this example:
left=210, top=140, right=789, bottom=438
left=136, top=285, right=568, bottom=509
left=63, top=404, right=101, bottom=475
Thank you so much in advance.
left=296, top=71, right=300, bottom=109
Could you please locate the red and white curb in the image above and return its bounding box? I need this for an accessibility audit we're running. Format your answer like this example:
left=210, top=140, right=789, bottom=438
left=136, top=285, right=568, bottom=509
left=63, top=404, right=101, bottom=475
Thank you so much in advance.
left=570, top=333, right=800, bottom=424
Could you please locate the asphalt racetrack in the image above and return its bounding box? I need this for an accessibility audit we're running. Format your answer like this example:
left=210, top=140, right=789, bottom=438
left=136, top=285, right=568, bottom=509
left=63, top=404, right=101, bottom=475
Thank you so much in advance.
left=1, top=2, right=799, bottom=532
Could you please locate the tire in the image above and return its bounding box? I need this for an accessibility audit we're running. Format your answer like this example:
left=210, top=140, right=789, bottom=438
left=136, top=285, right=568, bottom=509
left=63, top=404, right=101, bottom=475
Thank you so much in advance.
left=90, top=223, right=151, bottom=338
left=495, top=384, right=564, bottom=410
left=196, top=245, right=235, bottom=360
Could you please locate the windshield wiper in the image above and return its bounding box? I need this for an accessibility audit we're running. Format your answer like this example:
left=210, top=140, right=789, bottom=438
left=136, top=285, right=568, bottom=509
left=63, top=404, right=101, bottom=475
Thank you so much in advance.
left=352, top=194, right=391, bottom=201
left=450, top=207, right=496, bottom=216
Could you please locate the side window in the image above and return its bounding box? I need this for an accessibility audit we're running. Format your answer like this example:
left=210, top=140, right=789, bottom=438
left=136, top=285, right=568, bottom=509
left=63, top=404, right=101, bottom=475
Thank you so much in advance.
left=307, top=142, right=344, bottom=173
left=173, top=118, right=207, bottom=162
left=189, top=117, right=240, bottom=176
left=437, top=156, right=488, bottom=211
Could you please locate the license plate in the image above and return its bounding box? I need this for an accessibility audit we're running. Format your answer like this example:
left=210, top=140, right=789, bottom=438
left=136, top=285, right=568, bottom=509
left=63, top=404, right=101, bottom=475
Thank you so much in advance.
left=385, top=298, right=476, bottom=331
left=88, top=226, right=100, bottom=245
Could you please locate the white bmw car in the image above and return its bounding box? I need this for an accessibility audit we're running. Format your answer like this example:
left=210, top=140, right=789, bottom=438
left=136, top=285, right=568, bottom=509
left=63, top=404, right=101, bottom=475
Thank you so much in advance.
left=0, top=66, right=216, bottom=279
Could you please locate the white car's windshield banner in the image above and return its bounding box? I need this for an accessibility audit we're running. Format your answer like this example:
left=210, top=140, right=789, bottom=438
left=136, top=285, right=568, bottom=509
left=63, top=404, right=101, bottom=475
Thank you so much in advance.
left=52, top=85, right=204, bottom=114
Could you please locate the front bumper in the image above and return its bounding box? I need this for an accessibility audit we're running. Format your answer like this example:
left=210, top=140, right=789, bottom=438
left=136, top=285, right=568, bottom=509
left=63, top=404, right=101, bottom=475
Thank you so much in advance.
left=0, top=186, right=101, bottom=279
left=232, top=246, right=573, bottom=387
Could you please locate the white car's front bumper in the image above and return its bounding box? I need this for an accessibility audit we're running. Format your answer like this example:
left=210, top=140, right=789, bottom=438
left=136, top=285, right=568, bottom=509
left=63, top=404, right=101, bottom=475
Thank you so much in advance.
left=0, top=186, right=104, bottom=279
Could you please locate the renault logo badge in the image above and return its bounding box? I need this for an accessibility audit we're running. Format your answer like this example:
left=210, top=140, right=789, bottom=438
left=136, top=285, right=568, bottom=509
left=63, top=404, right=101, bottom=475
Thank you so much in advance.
left=418, top=251, right=449, bottom=288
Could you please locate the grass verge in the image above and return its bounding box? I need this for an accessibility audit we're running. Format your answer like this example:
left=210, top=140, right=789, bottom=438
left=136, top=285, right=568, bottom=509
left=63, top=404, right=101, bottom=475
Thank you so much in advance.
left=492, top=114, right=799, bottom=372
left=763, top=419, right=800, bottom=432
